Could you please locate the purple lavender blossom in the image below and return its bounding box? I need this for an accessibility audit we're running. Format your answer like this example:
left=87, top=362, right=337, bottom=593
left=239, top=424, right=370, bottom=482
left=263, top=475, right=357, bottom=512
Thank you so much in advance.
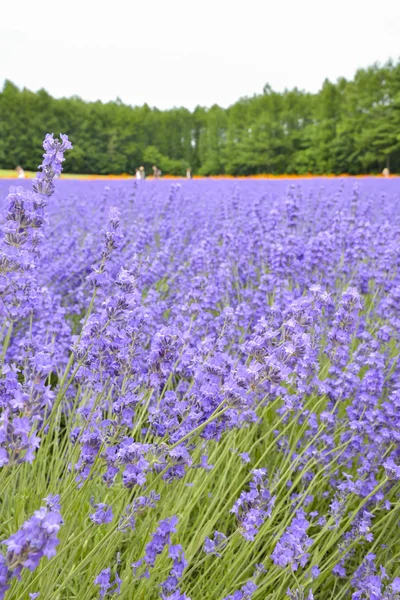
left=232, top=469, right=275, bottom=541
left=132, top=516, right=178, bottom=578
left=271, top=510, right=313, bottom=571
left=160, top=591, right=190, bottom=600
left=310, top=565, right=320, bottom=579
left=89, top=502, right=113, bottom=525
left=223, top=579, right=257, bottom=599
left=203, top=531, right=227, bottom=557
left=94, top=568, right=122, bottom=599
left=0, top=495, right=62, bottom=592
left=118, top=491, right=160, bottom=532
left=0, top=134, right=72, bottom=467
left=239, top=452, right=251, bottom=464
left=0, top=555, right=10, bottom=599
left=160, top=544, right=188, bottom=598
left=1, top=172, right=400, bottom=599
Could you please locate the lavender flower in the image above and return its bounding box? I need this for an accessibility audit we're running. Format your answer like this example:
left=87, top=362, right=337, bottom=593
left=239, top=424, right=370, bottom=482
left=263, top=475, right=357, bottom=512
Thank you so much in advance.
left=0, top=134, right=72, bottom=466
left=89, top=502, right=113, bottom=525
left=271, top=510, right=313, bottom=571
left=232, top=469, right=275, bottom=541
left=118, top=491, right=160, bottom=532
left=223, top=580, right=257, bottom=599
left=239, top=452, right=251, bottom=464
left=132, top=516, right=179, bottom=578
left=1, top=495, right=62, bottom=591
left=0, top=555, right=10, bottom=599
left=160, top=544, right=188, bottom=598
left=1, top=169, right=400, bottom=599
left=203, top=531, right=227, bottom=557
left=94, top=568, right=122, bottom=599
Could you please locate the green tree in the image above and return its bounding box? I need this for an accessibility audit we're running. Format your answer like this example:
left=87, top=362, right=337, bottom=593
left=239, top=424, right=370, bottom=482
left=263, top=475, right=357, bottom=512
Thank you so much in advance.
left=1, top=60, right=400, bottom=175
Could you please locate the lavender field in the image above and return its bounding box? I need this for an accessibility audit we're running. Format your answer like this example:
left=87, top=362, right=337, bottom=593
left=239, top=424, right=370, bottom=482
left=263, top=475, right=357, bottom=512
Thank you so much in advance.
left=1, top=137, right=400, bottom=600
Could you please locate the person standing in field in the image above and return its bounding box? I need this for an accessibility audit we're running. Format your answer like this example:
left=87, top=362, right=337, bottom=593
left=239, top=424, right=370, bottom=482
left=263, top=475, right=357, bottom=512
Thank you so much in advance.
left=186, top=168, right=192, bottom=179
left=152, top=165, right=162, bottom=179
left=139, top=166, right=146, bottom=180
left=16, top=165, right=25, bottom=179
left=382, top=167, right=390, bottom=178
left=136, top=168, right=141, bottom=180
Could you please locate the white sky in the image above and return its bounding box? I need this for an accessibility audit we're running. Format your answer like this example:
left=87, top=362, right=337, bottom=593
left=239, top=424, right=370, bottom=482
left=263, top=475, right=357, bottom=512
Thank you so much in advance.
left=1, top=0, right=399, bottom=110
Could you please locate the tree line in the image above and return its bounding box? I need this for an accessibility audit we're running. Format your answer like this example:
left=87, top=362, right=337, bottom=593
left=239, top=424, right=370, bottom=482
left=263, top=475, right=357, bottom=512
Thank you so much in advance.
left=1, top=60, right=399, bottom=176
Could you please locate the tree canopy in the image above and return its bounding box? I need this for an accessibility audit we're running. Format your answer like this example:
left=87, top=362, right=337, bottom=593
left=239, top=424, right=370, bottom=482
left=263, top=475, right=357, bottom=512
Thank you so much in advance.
left=1, top=60, right=399, bottom=175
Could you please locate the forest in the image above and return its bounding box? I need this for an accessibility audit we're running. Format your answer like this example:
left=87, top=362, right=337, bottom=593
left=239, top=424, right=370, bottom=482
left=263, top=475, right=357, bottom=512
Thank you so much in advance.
left=0, top=60, right=399, bottom=175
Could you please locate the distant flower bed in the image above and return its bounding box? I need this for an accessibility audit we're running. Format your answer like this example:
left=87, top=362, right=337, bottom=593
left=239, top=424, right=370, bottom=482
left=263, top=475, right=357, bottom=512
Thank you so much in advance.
left=0, top=170, right=397, bottom=180
left=0, top=138, right=400, bottom=599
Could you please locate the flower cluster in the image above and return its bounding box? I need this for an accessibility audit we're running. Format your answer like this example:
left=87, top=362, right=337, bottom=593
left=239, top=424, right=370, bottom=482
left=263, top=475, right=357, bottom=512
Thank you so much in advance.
left=131, top=516, right=190, bottom=598
left=203, top=531, right=227, bottom=557
left=94, top=568, right=122, bottom=599
left=90, top=502, right=113, bottom=525
left=271, top=510, right=313, bottom=571
left=232, top=468, right=275, bottom=541
left=0, top=495, right=62, bottom=597
left=132, top=516, right=179, bottom=578
left=351, top=554, right=400, bottom=600
left=287, top=588, right=314, bottom=600
left=1, top=161, right=400, bottom=599
left=0, top=134, right=72, bottom=467
left=222, top=580, right=258, bottom=600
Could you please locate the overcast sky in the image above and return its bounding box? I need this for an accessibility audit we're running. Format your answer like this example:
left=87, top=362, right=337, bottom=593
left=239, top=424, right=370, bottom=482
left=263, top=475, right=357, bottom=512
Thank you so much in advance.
left=1, top=0, right=399, bottom=110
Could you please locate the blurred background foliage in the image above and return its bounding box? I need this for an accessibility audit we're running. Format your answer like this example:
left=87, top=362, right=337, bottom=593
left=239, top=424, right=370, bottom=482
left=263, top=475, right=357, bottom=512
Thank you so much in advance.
left=1, top=60, right=400, bottom=176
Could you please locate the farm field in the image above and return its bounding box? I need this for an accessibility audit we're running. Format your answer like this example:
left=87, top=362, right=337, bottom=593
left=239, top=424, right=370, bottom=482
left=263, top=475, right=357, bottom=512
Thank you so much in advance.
left=1, top=137, right=400, bottom=600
